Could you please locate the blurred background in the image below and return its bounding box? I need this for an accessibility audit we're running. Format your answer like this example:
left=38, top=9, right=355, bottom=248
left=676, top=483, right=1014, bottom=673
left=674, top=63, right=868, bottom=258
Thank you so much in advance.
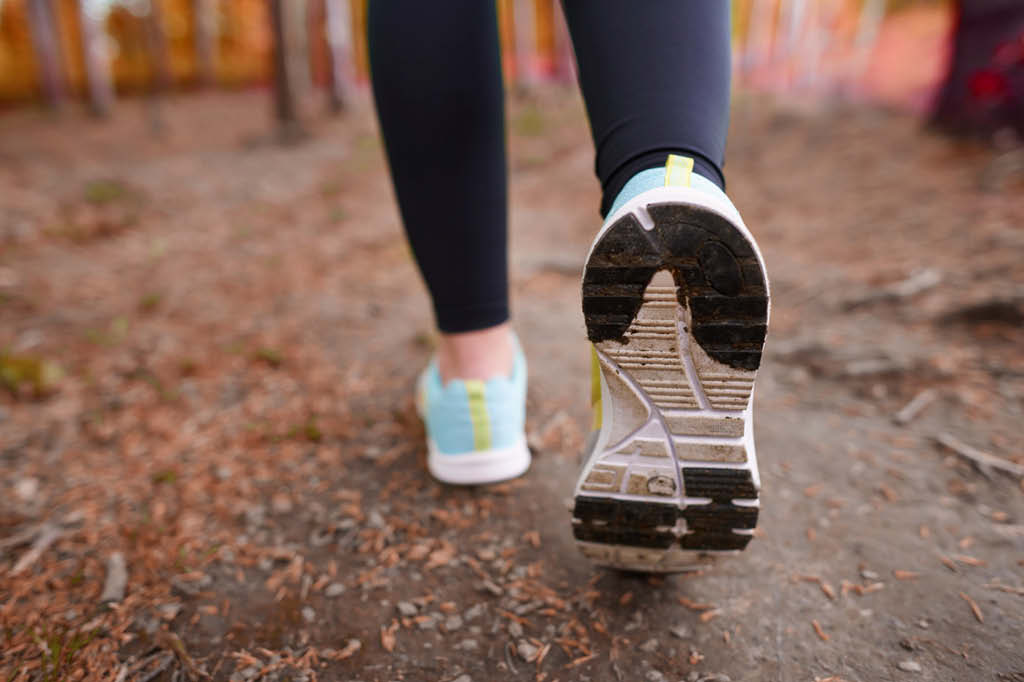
left=1, top=2, right=1022, bottom=682
left=0, top=0, right=1021, bottom=134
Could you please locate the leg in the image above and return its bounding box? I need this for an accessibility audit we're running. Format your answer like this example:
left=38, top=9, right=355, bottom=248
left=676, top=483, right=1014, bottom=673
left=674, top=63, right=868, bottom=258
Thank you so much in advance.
left=565, top=2, right=771, bottom=569
left=561, top=0, right=732, bottom=215
left=368, top=0, right=511, bottom=380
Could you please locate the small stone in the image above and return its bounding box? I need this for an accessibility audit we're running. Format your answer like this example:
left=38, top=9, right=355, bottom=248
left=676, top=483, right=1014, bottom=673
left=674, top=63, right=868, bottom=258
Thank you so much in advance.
left=301, top=607, right=316, bottom=623
left=517, top=640, right=539, bottom=662
left=239, top=666, right=260, bottom=680
left=917, top=619, right=929, bottom=629
left=445, top=615, right=464, bottom=631
left=861, top=569, right=880, bottom=580
left=452, top=676, right=473, bottom=682
left=898, top=660, right=922, bottom=673
left=480, top=580, right=504, bottom=597
left=508, top=621, right=524, bottom=638
left=639, top=638, right=659, bottom=653
left=464, top=603, right=485, bottom=621
left=644, top=670, right=666, bottom=682
left=157, top=602, right=182, bottom=618
left=325, top=583, right=346, bottom=598
left=670, top=624, right=691, bottom=639
left=454, top=639, right=478, bottom=652
left=14, top=477, right=39, bottom=502
left=396, top=601, right=418, bottom=616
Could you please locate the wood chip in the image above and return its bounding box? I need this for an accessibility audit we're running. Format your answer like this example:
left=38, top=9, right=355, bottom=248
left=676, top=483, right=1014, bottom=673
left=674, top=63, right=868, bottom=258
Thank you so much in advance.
left=329, top=639, right=361, bottom=661
left=892, top=570, right=920, bottom=580
left=959, top=592, right=984, bottom=623
left=952, top=554, right=986, bottom=567
left=565, top=653, right=596, bottom=669
left=699, top=609, right=721, bottom=623
left=811, top=619, right=830, bottom=642
left=380, top=620, right=398, bottom=652
left=678, top=596, right=716, bottom=611
left=100, top=551, right=128, bottom=603
left=820, top=581, right=837, bottom=600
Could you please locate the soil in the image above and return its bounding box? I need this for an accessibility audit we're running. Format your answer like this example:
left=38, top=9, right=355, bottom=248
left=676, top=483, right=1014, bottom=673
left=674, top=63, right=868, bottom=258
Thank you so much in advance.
left=1, top=89, right=1022, bottom=682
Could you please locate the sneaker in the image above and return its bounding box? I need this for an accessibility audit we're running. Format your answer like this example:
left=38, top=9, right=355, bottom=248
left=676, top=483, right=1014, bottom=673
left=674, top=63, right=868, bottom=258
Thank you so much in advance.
left=572, top=155, right=770, bottom=572
left=416, top=336, right=531, bottom=485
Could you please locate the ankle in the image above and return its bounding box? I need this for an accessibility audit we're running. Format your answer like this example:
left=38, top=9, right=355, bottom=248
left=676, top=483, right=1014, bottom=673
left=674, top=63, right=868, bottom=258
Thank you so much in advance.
left=437, top=324, right=514, bottom=384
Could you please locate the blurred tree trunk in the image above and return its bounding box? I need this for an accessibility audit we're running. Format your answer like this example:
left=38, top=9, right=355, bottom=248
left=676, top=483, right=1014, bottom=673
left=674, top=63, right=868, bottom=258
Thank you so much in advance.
left=931, top=0, right=1024, bottom=137
left=144, top=0, right=172, bottom=133
left=78, top=0, right=114, bottom=117
left=269, top=0, right=308, bottom=141
left=144, top=0, right=173, bottom=91
left=193, top=0, right=217, bottom=86
left=323, top=0, right=353, bottom=113
left=26, top=0, right=64, bottom=110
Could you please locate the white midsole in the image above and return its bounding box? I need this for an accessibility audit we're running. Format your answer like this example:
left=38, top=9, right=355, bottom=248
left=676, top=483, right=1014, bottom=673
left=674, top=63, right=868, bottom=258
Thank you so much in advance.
left=427, top=437, right=531, bottom=486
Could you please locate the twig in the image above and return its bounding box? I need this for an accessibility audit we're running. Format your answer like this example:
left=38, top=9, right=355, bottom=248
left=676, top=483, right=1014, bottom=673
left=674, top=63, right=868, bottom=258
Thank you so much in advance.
left=138, top=653, right=174, bottom=682
left=100, top=552, right=128, bottom=603
left=984, top=582, right=1024, bottom=596
left=893, top=389, right=937, bottom=425
left=9, top=524, right=63, bottom=576
left=843, top=268, right=941, bottom=309
left=504, top=641, right=518, bottom=674
left=959, top=592, right=984, bottom=623
left=935, top=433, right=1024, bottom=480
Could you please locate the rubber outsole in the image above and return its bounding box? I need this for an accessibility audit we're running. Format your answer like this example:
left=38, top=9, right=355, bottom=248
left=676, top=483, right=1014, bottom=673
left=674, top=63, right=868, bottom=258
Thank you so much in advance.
left=572, top=192, right=769, bottom=572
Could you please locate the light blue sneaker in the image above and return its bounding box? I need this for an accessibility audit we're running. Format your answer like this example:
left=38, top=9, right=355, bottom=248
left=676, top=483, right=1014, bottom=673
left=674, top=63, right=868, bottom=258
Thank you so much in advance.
left=416, top=336, right=531, bottom=485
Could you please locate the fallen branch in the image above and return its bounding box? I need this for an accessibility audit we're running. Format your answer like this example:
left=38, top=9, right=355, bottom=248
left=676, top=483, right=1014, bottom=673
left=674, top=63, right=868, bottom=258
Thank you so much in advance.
left=935, top=433, right=1024, bottom=480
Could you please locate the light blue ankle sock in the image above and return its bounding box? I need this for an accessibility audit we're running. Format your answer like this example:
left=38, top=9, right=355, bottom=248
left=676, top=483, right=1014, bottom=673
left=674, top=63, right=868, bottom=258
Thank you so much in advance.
left=606, top=157, right=733, bottom=219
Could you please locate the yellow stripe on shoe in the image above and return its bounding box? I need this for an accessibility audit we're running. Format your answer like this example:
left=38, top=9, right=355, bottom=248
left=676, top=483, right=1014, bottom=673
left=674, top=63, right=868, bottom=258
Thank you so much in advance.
left=465, top=380, right=492, bottom=451
left=590, top=345, right=603, bottom=431
left=664, top=154, right=694, bottom=188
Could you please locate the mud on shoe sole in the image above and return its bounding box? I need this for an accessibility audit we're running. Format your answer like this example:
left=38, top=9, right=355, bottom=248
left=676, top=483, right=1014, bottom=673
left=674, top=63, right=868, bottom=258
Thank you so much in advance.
left=572, top=193, right=769, bottom=572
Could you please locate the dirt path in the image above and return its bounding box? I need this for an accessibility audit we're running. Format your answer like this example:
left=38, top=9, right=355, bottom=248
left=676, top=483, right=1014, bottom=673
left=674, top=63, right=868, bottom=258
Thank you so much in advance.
left=1, top=91, right=1022, bottom=682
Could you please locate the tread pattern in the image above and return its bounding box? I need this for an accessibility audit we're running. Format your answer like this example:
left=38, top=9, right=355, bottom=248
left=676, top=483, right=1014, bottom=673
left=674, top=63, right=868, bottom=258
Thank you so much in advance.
left=572, top=496, right=677, bottom=549
left=680, top=468, right=759, bottom=551
left=583, top=205, right=767, bottom=372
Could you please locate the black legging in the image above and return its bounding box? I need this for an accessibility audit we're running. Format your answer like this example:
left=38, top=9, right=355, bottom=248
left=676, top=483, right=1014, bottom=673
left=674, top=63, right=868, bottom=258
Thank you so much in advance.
left=369, top=1, right=731, bottom=334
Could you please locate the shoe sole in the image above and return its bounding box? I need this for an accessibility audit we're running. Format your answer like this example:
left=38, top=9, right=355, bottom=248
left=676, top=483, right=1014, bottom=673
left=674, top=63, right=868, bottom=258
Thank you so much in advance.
left=427, top=437, right=531, bottom=486
left=572, top=190, right=769, bottom=572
